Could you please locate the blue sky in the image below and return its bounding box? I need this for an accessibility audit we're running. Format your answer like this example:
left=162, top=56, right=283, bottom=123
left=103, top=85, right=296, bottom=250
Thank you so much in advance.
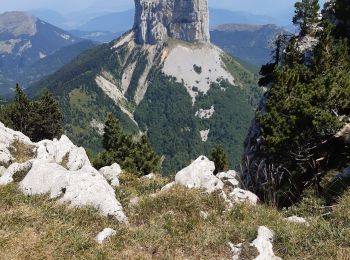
left=0, top=0, right=326, bottom=15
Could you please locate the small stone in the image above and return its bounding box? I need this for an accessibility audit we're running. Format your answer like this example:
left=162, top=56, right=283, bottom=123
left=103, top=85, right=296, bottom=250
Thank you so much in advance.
left=200, top=210, right=209, bottom=220
left=229, top=188, right=259, bottom=206
left=96, top=228, right=116, bottom=244
left=285, top=216, right=309, bottom=226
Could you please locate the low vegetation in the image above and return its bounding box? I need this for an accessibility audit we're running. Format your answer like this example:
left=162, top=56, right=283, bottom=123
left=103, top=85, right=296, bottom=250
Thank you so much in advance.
left=1, top=174, right=350, bottom=259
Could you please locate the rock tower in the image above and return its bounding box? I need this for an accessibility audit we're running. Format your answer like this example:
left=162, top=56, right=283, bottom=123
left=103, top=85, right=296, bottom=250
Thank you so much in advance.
left=134, top=0, right=210, bottom=44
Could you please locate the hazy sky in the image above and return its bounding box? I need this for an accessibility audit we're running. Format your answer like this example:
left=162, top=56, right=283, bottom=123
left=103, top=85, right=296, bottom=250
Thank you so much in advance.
left=0, top=0, right=327, bottom=15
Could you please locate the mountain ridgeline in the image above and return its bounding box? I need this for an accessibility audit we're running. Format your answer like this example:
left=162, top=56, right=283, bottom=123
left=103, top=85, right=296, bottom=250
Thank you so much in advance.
left=0, top=11, right=96, bottom=96
left=31, top=0, right=262, bottom=174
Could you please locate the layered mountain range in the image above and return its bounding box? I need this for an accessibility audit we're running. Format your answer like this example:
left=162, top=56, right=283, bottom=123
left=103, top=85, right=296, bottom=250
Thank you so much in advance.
left=0, top=11, right=96, bottom=96
left=31, top=0, right=262, bottom=173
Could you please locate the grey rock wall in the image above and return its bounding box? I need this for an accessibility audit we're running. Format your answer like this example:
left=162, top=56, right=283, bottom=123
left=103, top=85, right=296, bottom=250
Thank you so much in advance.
left=134, top=0, right=210, bottom=44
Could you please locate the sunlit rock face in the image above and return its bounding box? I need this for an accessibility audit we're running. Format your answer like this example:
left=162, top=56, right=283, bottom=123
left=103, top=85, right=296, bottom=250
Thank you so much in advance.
left=134, top=0, right=210, bottom=44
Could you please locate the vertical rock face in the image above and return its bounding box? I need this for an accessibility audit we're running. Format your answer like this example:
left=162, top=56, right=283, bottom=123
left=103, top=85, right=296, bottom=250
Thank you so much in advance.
left=134, top=0, right=210, bottom=45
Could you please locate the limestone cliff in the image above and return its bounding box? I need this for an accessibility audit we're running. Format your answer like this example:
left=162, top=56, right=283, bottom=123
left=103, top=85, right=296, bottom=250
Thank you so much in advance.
left=134, top=0, right=210, bottom=44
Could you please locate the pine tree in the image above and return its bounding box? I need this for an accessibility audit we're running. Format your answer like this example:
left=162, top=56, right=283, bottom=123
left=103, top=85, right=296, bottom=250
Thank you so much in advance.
left=97, top=114, right=160, bottom=176
left=293, top=0, right=320, bottom=36
left=211, top=145, right=229, bottom=175
left=10, top=84, right=31, bottom=134
left=30, top=90, right=63, bottom=142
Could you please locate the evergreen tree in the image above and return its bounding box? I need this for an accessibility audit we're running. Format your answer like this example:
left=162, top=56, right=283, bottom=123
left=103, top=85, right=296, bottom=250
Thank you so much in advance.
left=293, top=0, right=320, bottom=36
left=30, top=90, right=63, bottom=142
left=10, top=84, right=31, bottom=134
left=96, top=114, right=160, bottom=176
left=211, top=145, right=229, bottom=175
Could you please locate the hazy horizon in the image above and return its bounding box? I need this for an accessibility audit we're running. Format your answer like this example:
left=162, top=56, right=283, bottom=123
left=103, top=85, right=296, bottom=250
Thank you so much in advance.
left=0, top=0, right=327, bottom=16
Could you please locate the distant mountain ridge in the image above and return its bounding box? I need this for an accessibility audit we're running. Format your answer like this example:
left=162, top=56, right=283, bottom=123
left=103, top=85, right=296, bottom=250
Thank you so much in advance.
left=211, top=23, right=287, bottom=66
left=0, top=11, right=96, bottom=96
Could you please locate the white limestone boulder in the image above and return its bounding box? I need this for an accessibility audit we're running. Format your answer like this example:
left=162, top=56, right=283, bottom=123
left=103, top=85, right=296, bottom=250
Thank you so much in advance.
left=229, top=188, right=259, bottom=205
left=0, top=161, right=33, bottom=185
left=19, top=160, right=128, bottom=223
left=0, top=122, right=32, bottom=165
left=99, top=163, right=122, bottom=187
left=230, top=226, right=281, bottom=260
left=96, top=228, right=116, bottom=244
left=174, top=156, right=224, bottom=193
left=36, top=135, right=91, bottom=171
left=252, top=226, right=281, bottom=260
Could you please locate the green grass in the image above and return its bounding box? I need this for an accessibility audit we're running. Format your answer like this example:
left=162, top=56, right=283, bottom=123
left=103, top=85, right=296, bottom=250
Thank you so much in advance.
left=1, top=172, right=350, bottom=259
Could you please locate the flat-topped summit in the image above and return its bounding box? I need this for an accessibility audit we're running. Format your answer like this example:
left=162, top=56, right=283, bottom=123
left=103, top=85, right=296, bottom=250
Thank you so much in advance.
left=134, top=0, right=210, bottom=44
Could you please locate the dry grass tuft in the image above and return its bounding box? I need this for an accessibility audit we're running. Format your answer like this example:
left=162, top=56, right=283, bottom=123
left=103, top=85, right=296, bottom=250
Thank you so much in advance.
left=1, top=175, right=350, bottom=259
left=8, top=140, right=35, bottom=163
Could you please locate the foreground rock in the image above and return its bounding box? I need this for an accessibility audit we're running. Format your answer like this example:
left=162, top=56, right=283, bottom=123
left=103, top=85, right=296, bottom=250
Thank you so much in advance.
left=230, top=226, right=281, bottom=260
left=174, top=156, right=224, bottom=193
left=161, top=155, right=260, bottom=207
left=96, top=228, right=117, bottom=244
left=0, top=122, right=32, bottom=165
left=99, top=163, right=122, bottom=187
left=229, top=188, right=260, bottom=206
left=0, top=122, right=127, bottom=223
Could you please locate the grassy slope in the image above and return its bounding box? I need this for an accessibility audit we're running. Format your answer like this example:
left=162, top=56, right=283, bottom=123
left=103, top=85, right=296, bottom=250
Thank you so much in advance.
left=1, top=174, right=350, bottom=259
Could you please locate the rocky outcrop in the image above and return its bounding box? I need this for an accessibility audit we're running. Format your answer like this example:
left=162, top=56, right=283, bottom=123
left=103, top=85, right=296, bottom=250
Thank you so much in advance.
left=230, top=226, right=282, bottom=260
left=99, top=163, right=122, bottom=187
left=161, top=156, right=260, bottom=207
left=134, top=0, right=210, bottom=45
left=0, top=122, right=128, bottom=223
left=174, top=156, right=224, bottom=193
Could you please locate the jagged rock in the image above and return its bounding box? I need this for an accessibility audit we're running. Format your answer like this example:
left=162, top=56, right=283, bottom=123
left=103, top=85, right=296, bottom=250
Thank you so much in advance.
left=99, top=163, right=122, bottom=187
left=229, top=188, right=260, bottom=206
left=96, top=228, right=116, bottom=244
left=134, top=0, right=210, bottom=45
left=0, top=161, right=33, bottom=185
left=174, top=156, right=224, bottom=193
left=230, top=226, right=281, bottom=260
left=252, top=226, right=281, bottom=260
left=217, top=170, right=240, bottom=188
left=0, top=122, right=32, bottom=165
left=19, top=160, right=128, bottom=223
left=0, top=122, right=128, bottom=222
left=36, top=135, right=91, bottom=171
left=285, top=216, right=309, bottom=226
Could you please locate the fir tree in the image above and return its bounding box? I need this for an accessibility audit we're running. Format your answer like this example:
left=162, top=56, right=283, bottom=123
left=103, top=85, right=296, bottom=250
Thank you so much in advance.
left=30, top=90, right=63, bottom=142
left=96, top=114, right=160, bottom=176
left=10, top=84, right=31, bottom=134
left=211, top=145, right=229, bottom=175
left=293, top=0, right=320, bottom=36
